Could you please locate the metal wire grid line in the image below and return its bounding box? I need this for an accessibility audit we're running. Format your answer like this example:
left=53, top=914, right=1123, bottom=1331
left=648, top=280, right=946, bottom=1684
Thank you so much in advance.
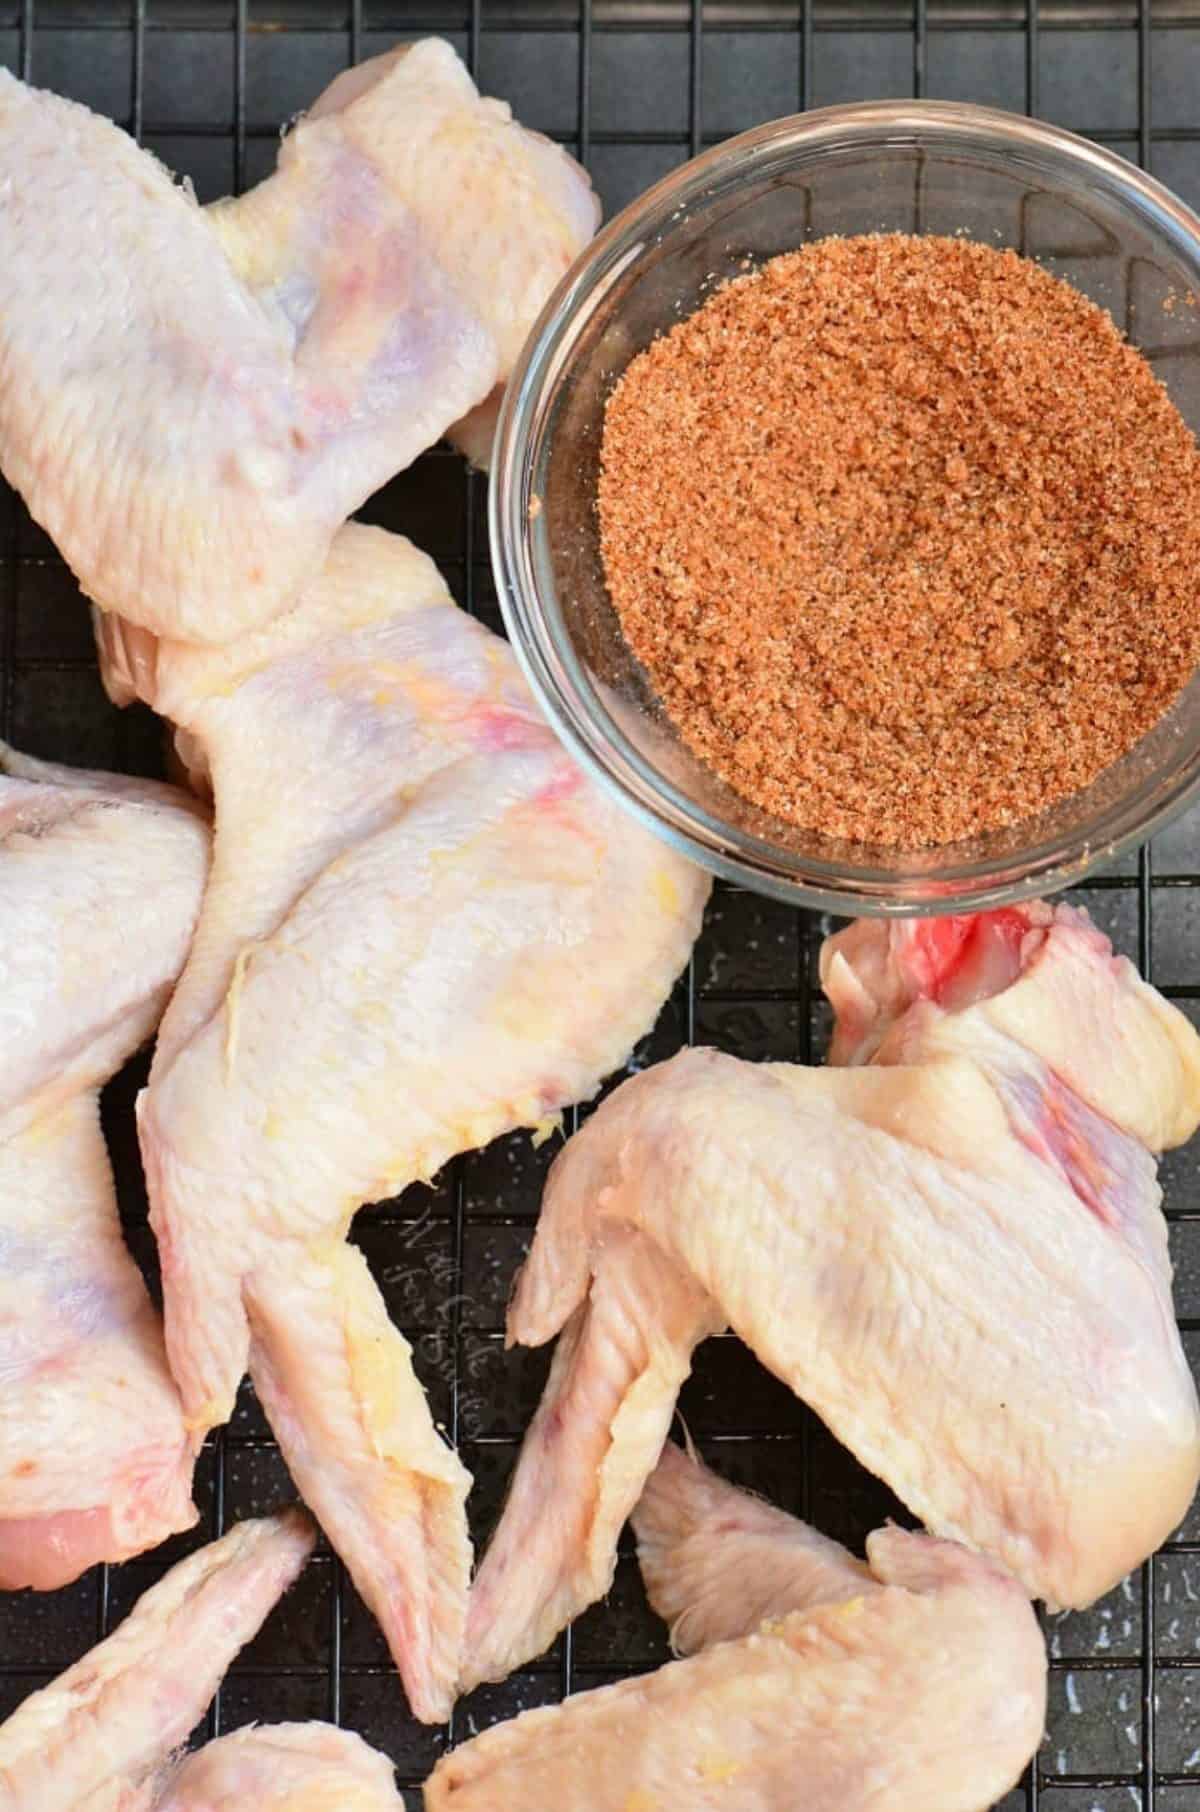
left=2, top=3, right=1200, bottom=1809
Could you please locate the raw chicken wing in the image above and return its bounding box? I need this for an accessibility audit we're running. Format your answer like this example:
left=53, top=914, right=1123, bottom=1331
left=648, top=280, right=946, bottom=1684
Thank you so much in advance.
left=429, top=1443, right=1045, bottom=1812
left=152, top=1724, right=404, bottom=1812
left=0, top=39, right=596, bottom=643
left=121, top=524, right=707, bottom=1721
left=0, top=748, right=209, bottom=1589
left=0, top=1508, right=315, bottom=1811
left=465, top=902, right=1200, bottom=1686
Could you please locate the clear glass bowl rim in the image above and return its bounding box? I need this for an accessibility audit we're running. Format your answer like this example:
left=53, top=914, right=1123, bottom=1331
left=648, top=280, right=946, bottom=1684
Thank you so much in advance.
left=491, top=98, right=1200, bottom=915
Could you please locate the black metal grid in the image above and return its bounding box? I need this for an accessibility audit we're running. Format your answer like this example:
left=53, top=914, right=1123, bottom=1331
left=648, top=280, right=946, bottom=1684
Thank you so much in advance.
left=2, top=5, right=1200, bottom=1809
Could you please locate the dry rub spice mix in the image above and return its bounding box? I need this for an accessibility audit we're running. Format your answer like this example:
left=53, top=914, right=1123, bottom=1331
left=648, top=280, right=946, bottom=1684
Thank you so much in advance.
left=598, top=233, right=1200, bottom=848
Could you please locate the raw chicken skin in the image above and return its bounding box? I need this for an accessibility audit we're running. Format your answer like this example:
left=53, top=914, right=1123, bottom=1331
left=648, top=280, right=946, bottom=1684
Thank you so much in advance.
left=462, top=1225, right=724, bottom=1679
left=431, top=1444, right=1046, bottom=1812
left=822, top=900, right=1200, bottom=1149
left=125, top=523, right=707, bottom=1721
left=0, top=748, right=209, bottom=1589
left=0, top=1509, right=315, bottom=1812
left=0, top=1506, right=405, bottom=1812
left=151, top=1724, right=404, bottom=1812
left=0, top=39, right=596, bottom=644
left=465, top=904, right=1200, bottom=1686
left=635, top=1442, right=876, bottom=1655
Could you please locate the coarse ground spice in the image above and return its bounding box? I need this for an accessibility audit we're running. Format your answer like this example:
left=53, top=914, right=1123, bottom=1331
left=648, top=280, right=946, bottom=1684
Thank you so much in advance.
left=598, top=232, right=1200, bottom=848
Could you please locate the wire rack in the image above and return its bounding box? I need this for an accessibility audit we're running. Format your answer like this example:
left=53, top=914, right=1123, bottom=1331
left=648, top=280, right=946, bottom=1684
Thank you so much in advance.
left=2, top=3, right=1200, bottom=1808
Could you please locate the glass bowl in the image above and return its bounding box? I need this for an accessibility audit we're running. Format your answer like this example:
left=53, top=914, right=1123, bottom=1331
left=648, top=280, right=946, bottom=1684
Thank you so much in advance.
left=491, top=100, right=1200, bottom=914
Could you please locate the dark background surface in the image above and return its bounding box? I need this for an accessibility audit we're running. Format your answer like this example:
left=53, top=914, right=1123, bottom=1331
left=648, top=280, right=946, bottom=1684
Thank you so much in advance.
left=2, top=4, right=1200, bottom=1808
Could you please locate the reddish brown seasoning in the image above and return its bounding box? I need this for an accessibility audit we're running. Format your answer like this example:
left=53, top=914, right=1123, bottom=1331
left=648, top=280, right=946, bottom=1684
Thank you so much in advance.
left=597, top=233, right=1200, bottom=848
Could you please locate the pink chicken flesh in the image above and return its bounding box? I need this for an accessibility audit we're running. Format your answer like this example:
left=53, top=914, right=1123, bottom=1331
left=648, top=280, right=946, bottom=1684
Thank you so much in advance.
left=0, top=1509, right=315, bottom=1812
left=0, top=38, right=596, bottom=645
left=464, top=901, right=1200, bottom=1689
left=0, top=748, right=209, bottom=1590
left=429, top=1442, right=1046, bottom=1812
left=119, top=523, right=707, bottom=1722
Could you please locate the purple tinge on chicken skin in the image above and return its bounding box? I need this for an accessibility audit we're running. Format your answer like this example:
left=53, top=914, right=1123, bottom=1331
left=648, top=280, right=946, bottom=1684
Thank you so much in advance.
left=0, top=747, right=210, bottom=1592
left=0, top=37, right=597, bottom=647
